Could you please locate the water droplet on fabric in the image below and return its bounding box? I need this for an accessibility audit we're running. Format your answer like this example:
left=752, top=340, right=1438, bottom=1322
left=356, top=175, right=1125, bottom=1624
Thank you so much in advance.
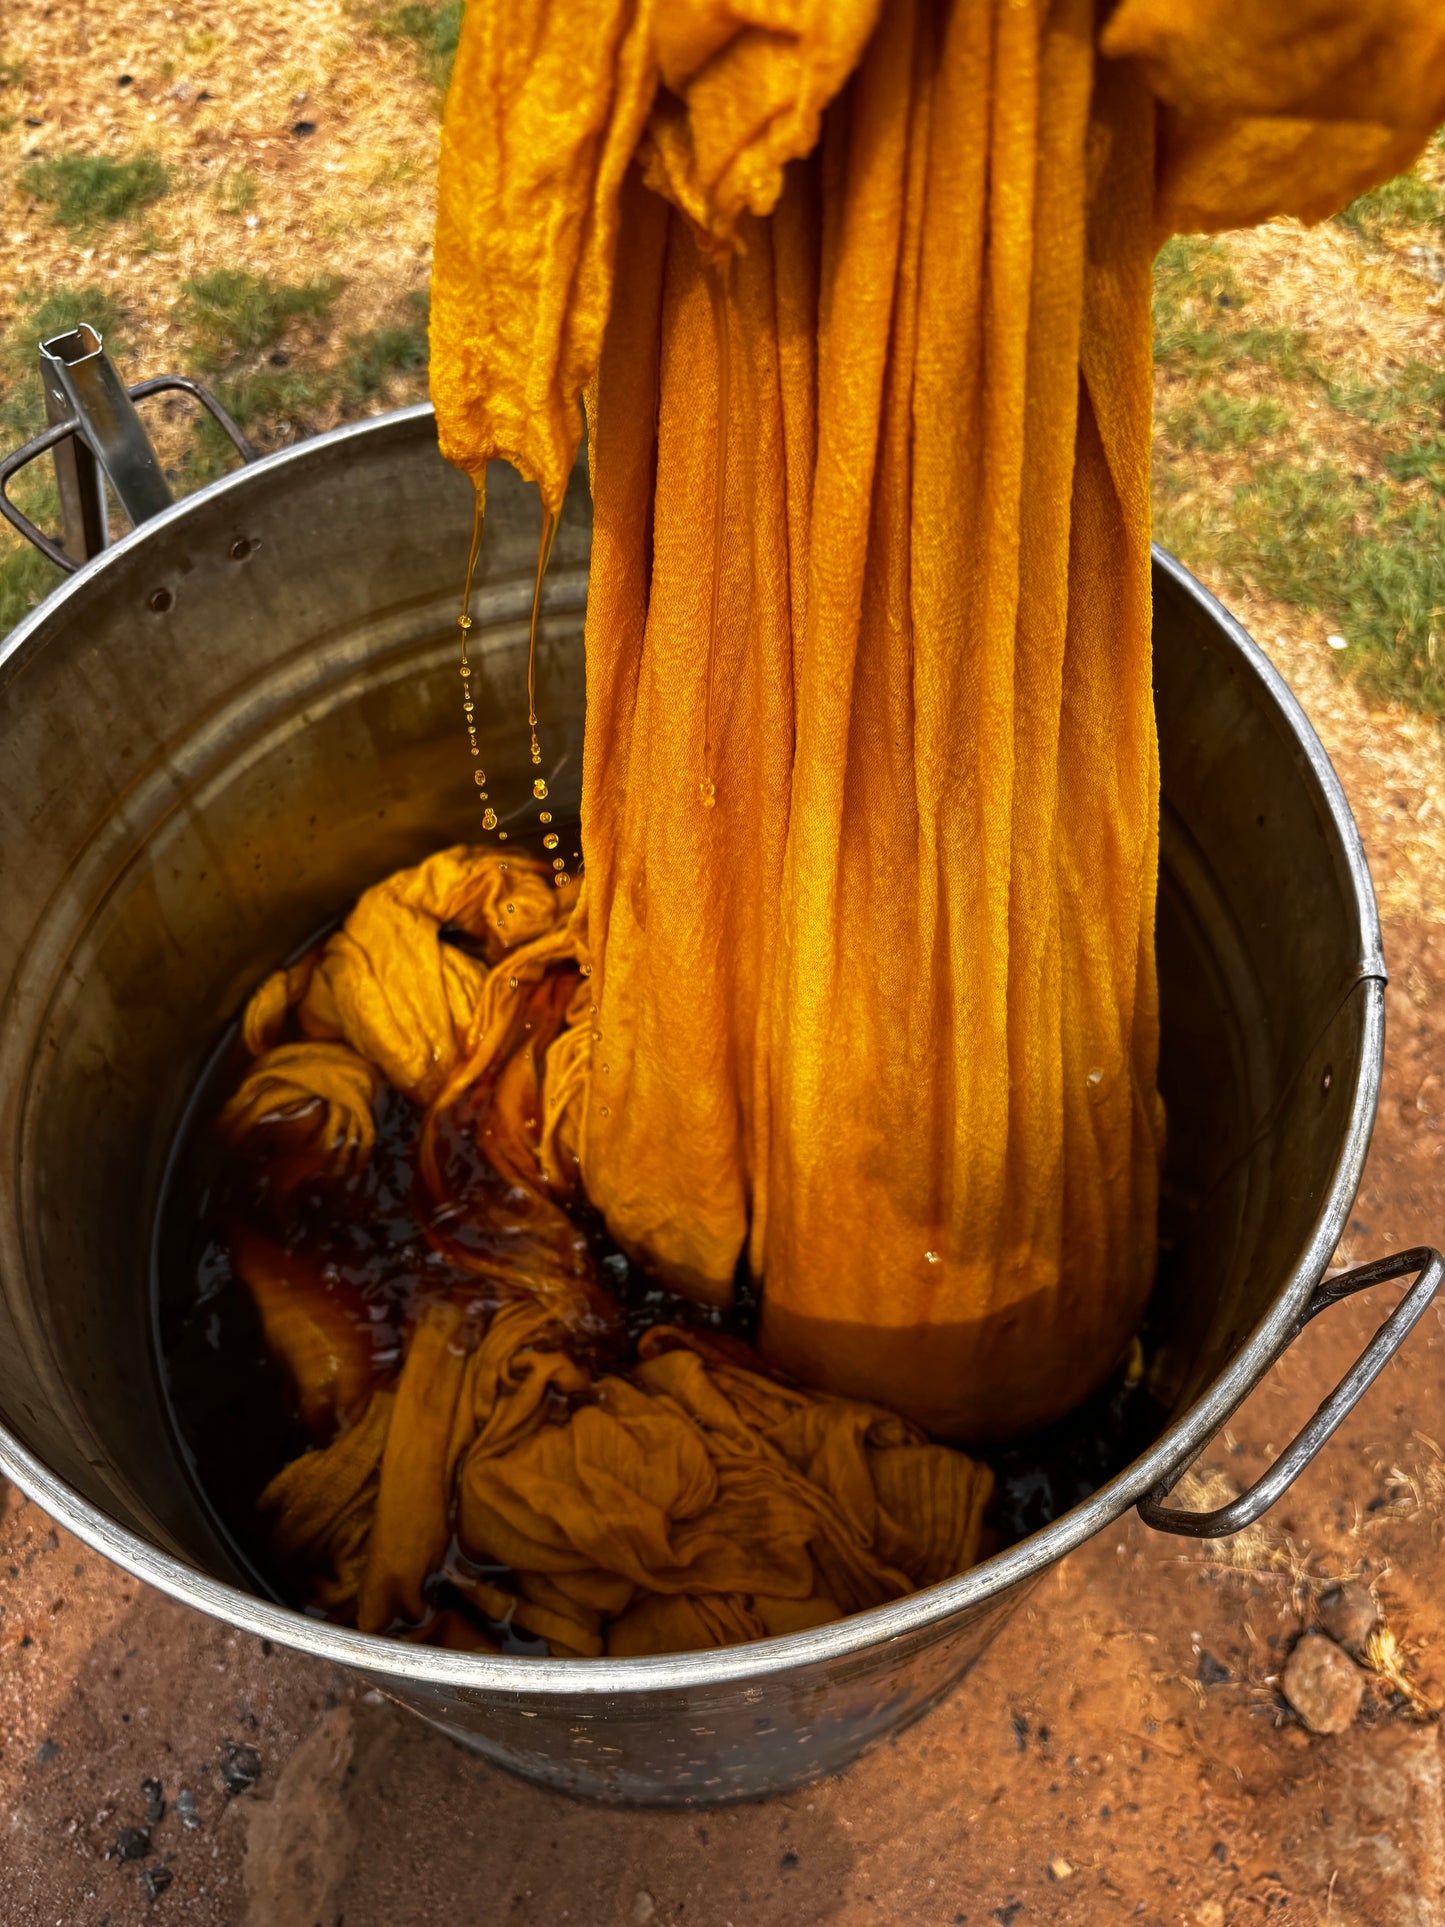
left=699, top=776, right=716, bottom=808
left=1086, top=1067, right=1104, bottom=1087
left=924, top=1250, right=941, bottom=1265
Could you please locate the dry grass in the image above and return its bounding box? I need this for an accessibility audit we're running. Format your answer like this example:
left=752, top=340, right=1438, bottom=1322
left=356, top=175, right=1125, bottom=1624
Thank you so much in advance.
left=0, top=0, right=445, bottom=623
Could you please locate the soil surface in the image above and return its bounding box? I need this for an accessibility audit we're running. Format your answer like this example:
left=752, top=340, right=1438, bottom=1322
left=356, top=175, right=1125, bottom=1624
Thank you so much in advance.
left=1, top=617, right=1442, bottom=1927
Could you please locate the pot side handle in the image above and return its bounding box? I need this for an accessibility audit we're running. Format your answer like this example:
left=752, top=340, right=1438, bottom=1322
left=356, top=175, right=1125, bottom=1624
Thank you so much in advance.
left=1137, top=1246, right=1443, bottom=1538
left=0, top=374, right=257, bottom=574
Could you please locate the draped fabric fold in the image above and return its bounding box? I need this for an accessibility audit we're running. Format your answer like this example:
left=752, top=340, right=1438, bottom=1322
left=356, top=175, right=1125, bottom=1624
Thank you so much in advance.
left=428, top=0, right=1445, bottom=1446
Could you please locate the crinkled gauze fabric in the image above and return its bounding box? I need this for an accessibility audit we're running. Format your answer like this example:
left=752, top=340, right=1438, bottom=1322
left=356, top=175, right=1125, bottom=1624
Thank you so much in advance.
left=429, top=0, right=1445, bottom=1441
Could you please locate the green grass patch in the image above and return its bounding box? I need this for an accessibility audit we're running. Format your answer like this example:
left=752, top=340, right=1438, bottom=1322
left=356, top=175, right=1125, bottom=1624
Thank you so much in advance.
left=176, top=269, right=344, bottom=372
left=0, top=524, right=60, bottom=637
left=0, top=286, right=129, bottom=441
left=1152, top=235, right=1310, bottom=376
left=19, top=151, right=168, bottom=231
left=215, top=167, right=258, bottom=216
left=1163, top=388, right=1292, bottom=452
left=1336, top=169, right=1445, bottom=243
left=1384, top=435, right=1445, bottom=491
left=339, top=320, right=427, bottom=400
left=1322, top=360, right=1445, bottom=429
left=367, top=0, right=462, bottom=89
left=187, top=368, right=336, bottom=481
left=1155, top=458, right=1445, bottom=716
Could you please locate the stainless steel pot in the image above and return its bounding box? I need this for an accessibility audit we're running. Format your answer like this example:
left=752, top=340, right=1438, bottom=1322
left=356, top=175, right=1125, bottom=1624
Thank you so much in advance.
left=0, top=344, right=1439, bottom=1806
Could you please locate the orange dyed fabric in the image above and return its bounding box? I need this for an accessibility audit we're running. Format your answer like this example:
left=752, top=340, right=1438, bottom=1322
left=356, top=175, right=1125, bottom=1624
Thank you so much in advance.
left=231, top=848, right=992, bottom=1655
left=430, top=0, right=1445, bottom=1445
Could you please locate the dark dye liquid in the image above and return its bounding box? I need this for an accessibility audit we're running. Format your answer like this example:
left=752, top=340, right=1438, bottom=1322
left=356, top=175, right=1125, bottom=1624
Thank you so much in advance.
left=152, top=922, right=1169, bottom=1638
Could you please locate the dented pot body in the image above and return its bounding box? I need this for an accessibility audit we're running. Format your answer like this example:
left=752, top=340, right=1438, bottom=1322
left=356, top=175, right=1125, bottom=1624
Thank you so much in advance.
left=0, top=407, right=1384, bottom=1803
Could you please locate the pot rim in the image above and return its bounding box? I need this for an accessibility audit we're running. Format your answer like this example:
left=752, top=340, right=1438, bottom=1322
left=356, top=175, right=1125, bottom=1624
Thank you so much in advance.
left=0, top=406, right=1385, bottom=1695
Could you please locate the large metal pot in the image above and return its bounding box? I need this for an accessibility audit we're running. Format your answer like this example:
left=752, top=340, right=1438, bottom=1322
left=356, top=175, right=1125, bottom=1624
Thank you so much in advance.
left=0, top=358, right=1439, bottom=1806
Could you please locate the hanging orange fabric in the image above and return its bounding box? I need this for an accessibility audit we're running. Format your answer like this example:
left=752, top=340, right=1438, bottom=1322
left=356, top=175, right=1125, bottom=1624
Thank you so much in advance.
left=429, top=0, right=1445, bottom=1443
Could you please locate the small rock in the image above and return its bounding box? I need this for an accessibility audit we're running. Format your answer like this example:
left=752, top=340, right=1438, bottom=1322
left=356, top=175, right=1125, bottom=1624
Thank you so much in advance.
left=112, top=1826, right=152, bottom=1863
left=1318, top=1582, right=1378, bottom=1654
left=1047, top=1857, right=1073, bottom=1881
left=141, top=1777, right=165, bottom=1825
left=219, top=1739, right=262, bottom=1796
left=175, top=1788, right=200, bottom=1830
left=1282, top=1632, right=1366, bottom=1735
left=139, top=1865, right=173, bottom=1903
left=633, top=1893, right=656, bottom=1924
left=242, top=1707, right=354, bottom=1927
left=34, top=1737, right=60, bottom=1764
left=1196, top=1651, right=1230, bottom=1688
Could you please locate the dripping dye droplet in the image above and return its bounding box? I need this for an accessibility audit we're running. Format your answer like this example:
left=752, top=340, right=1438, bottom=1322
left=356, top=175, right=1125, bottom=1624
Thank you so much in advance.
left=508, top=976, right=519, bottom=990
left=459, top=664, right=471, bottom=680
left=533, top=778, right=548, bottom=801
left=554, top=873, right=570, bottom=888
left=552, top=857, right=565, bottom=870
left=699, top=776, right=716, bottom=809
left=539, top=811, right=552, bottom=824
left=543, top=833, right=559, bottom=850
left=506, top=903, right=516, bottom=915
left=481, top=808, right=498, bottom=830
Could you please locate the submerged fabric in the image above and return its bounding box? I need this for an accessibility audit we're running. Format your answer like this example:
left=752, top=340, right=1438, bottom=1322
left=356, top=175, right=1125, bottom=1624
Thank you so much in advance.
left=429, top=0, right=1445, bottom=1443
left=231, top=849, right=992, bottom=1654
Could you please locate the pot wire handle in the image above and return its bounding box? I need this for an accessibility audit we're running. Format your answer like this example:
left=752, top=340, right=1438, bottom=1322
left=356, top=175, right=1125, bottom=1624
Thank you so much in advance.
left=1137, top=1245, right=1443, bottom=1538
left=0, top=376, right=257, bottom=574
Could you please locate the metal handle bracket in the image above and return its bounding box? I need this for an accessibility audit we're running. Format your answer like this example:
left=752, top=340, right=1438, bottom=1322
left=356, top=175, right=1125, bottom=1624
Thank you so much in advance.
left=1138, top=1246, right=1443, bottom=1538
left=0, top=336, right=257, bottom=574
